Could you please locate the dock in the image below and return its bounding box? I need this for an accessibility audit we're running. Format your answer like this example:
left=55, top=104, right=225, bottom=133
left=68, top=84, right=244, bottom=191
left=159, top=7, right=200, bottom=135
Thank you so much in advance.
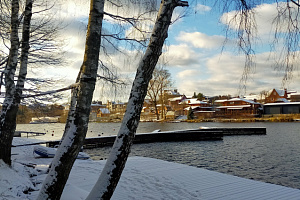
left=62, top=156, right=300, bottom=200
left=46, top=127, right=266, bottom=149
left=199, top=127, right=266, bottom=135
left=14, top=131, right=46, bottom=138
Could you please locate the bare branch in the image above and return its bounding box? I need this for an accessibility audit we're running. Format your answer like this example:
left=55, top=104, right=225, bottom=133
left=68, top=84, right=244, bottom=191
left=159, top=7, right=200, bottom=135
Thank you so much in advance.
left=21, top=83, right=78, bottom=99
left=290, top=0, right=300, bottom=7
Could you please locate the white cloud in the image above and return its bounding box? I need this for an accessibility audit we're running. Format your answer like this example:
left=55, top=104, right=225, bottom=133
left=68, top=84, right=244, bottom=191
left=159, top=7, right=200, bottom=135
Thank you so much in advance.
left=177, top=32, right=227, bottom=49
left=177, top=70, right=199, bottom=78
left=195, top=4, right=211, bottom=14
left=163, top=44, right=199, bottom=66
left=220, top=2, right=300, bottom=39
left=175, top=51, right=300, bottom=97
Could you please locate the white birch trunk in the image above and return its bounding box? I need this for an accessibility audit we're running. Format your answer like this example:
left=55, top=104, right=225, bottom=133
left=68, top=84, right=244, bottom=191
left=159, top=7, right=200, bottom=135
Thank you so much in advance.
left=16, top=0, right=33, bottom=100
left=36, top=0, right=104, bottom=199
left=86, top=1, right=188, bottom=199
left=0, top=0, right=20, bottom=166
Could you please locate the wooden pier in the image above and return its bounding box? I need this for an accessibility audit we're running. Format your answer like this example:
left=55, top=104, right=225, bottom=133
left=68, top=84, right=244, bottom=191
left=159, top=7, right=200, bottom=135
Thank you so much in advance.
left=46, top=127, right=266, bottom=149
left=199, top=127, right=266, bottom=136
left=14, top=131, right=46, bottom=137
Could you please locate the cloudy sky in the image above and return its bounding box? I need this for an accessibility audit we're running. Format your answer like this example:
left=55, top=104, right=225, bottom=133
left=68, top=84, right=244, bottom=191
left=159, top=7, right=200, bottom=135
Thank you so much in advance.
left=27, top=0, right=300, bottom=102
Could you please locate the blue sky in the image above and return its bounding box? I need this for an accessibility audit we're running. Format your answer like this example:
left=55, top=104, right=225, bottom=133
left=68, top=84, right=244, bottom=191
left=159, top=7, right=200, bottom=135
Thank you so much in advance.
left=24, top=0, right=300, bottom=102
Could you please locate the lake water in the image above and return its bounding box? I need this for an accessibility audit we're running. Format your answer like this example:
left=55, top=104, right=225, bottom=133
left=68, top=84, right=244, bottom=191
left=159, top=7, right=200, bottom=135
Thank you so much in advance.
left=16, top=122, right=300, bottom=189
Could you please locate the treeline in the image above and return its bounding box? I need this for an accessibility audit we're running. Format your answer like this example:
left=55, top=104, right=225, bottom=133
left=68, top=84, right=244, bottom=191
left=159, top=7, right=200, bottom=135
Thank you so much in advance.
left=16, top=104, right=67, bottom=124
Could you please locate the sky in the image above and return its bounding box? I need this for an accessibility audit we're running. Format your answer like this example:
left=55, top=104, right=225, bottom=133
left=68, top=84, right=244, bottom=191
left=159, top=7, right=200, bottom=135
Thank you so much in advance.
left=7, top=0, right=300, bottom=102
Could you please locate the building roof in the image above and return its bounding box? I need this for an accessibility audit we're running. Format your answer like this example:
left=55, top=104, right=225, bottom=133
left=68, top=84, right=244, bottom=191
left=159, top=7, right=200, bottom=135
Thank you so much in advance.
left=188, top=98, right=208, bottom=105
left=264, top=102, right=300, bottom=106
left=99, top=108, right=110, bottom=114
left=275, top=98, right=289, bottom=103
left=169, top=96, right=184, bottom=101
left=214, top=99, right=227, bottom=103
left=217, top=105, right=252, bottom=109
left=217, top=98, right=261, bottom=105
left=267, top=88, right=286, bottom=97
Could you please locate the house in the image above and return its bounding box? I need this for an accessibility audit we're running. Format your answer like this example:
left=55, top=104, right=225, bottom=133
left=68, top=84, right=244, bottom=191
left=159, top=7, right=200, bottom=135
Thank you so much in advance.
left=90, top=103, right=106, bottom=121
left=265, top=89, right=288, bottom=103
left=168, top=95, right=187, bottom=115
left=182, top=98, right=212, bottom=115
left=97, top=108, right=110, bottom=118
left=107, top=101, right=127, bottom=114
left=142, top=99, right=153, bottom=113
left=289, top=93, right=300, bottom=102
left=215, top=98, right=262, bottom=118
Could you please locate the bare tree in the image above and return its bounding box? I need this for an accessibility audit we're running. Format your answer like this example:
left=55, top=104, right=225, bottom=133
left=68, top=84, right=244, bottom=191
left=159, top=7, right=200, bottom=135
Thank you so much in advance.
left=147, top=66, right=172, bottom=120
left=0, top=0, right=64, bottom=69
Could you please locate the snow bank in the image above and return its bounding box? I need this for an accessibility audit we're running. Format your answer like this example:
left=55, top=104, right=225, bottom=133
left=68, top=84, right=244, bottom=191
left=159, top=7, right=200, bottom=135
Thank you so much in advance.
left=0, top=160, right=34, bottom=199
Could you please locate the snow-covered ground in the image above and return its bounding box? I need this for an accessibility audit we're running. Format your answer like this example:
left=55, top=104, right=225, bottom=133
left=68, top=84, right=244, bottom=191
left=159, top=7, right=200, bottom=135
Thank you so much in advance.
left=2, top=137, right=300, bottom=199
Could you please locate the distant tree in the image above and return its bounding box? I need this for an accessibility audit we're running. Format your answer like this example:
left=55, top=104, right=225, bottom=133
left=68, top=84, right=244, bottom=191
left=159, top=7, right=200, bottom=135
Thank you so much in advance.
left=147, top=66, right=172, bottom=120
left=193, top=92, right=197, bottom=98
left=197, top=93, right=204, bottom=100
left=259, top=90, right=269, bottom=104
left=187, top=107, right=194, bottom=120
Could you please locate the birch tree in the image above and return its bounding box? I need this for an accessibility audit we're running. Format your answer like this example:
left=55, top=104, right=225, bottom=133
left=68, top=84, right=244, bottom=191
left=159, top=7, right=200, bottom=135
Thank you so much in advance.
left=86, top=0, right=188, bottom=199
left=0, top=0, right=33, bottom=166
left=147, top=67, right=172, bottom=120
left=36, top=0, right=105, bottom=199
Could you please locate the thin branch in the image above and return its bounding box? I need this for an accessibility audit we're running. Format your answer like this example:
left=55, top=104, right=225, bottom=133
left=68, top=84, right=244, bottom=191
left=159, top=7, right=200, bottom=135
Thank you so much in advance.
left=290, top=0, right=300, bottom=7
left=21, top=83, right=78, bottom=99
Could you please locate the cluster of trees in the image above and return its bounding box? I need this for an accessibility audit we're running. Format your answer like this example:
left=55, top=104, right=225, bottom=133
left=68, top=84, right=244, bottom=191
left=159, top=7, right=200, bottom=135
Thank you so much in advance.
left=147, top=66, right=173, bottom=120
left=1, top=0, right=300, bottom=199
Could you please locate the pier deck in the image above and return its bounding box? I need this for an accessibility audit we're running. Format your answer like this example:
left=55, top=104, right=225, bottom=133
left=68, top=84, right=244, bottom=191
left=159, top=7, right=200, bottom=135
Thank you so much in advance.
left=64, top=156, right=300, bottom=200
left=46, top=127, right=266, bottom=148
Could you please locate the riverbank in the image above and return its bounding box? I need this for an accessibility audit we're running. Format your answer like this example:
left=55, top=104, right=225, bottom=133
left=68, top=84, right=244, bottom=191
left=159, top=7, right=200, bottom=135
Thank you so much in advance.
left=4, top=137, right=300, bottom=199
left=184, top=114, right=300, bottom=123
left=96, top=114, right=300, bottom=123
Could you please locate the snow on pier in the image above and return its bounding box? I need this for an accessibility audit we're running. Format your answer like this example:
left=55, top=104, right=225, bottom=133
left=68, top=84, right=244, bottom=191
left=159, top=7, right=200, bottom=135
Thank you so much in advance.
left=62, top=156, right=300, bottom=200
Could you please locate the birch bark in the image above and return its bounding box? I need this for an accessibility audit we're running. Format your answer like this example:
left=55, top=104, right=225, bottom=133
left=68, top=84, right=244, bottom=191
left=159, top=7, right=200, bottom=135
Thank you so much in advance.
left=0, top=0, right=19, bottom=165
left=86, top=0, right=188, bottom=199
left=36, top=0, right=104, bottom=199
left=0, top=0, right=33, bottom=166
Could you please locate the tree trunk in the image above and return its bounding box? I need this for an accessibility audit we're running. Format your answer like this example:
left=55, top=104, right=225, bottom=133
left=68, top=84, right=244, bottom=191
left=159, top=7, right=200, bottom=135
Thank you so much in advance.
left=0, top=0, right=20, bottom=166
left=86, top=1, right=188, bottom=199
left=36, top=0, right=104, bottom=199
left=154, top=101, right=159, bottom=120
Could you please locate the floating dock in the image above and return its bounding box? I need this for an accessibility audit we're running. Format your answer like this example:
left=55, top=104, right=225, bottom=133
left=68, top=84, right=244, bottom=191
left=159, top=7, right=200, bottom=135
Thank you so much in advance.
left=46, top=127, right=266, bottom=149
